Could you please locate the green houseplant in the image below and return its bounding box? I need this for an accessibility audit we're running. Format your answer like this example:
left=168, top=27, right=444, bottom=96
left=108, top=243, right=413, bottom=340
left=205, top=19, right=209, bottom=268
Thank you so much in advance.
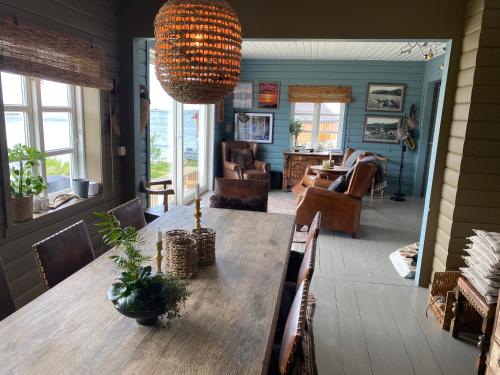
left=95, top=212, right=190, bottom=326
left=289, top=119, right=303, bottom=149
left=8, top=144, right=47, bottom=222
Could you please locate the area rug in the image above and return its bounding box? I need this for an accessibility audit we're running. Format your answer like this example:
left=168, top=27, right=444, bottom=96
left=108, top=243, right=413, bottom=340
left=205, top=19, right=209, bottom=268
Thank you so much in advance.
left=267, top=190, right=297, bottom=216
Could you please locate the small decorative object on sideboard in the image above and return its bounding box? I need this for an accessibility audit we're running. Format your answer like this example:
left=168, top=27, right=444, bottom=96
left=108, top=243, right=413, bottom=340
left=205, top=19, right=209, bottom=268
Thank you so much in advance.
left=289, top=118, right=303, bottom=150
left=8, top=144, right=47, bottom=222
left=192, top=184, right=216, bottom=266
left=95, top=212, right=190, bottom=326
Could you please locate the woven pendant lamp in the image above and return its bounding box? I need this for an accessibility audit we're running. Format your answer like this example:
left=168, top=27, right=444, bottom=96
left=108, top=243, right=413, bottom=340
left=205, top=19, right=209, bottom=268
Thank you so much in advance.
left=154, top=0, right=242, bottom=104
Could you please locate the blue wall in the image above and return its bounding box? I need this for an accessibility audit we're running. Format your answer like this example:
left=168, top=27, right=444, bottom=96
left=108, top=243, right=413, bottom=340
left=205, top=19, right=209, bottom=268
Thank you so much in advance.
left=217, top=59, right=432, bottom=195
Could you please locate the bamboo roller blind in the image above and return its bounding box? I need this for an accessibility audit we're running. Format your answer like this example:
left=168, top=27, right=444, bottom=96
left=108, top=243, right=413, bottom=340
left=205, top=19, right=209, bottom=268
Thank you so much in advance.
left=288, top=85, right=352, bottom=103
left=0, top=16, right=112, bottom=90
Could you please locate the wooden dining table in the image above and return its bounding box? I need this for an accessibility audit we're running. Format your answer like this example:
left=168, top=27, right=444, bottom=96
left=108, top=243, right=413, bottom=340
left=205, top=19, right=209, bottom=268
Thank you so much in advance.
left=0, top=206, right=295, bottom=375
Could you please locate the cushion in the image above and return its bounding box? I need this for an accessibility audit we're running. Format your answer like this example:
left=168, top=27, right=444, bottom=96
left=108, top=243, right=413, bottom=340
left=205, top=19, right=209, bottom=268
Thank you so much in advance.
left=231, top=148, right=255, bottom=170
left=327, top=175, right=348, bottom=193
left=209, top=194, right=267, bottom=212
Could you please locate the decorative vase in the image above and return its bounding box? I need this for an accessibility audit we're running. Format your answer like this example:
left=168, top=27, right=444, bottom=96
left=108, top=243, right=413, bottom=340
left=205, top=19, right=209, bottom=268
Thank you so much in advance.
left=12, top=196, right=33, bottom=222
left=114, top=305, right=166, bottom=326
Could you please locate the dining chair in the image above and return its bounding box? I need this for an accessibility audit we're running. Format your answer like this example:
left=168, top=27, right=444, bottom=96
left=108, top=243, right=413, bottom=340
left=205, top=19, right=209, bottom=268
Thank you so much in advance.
left=108, top=197, right=146, bottom=230
left=209, top=178, right=269, bottom=212
left=269, top=279, right=310, bottom=375
left=288, top=212, right=321, bottom=283
left=0, top=258, right=15, bottom=321
left=33, top=221, right=95, bottom=290
left=141, top=179, right=175, bottom=223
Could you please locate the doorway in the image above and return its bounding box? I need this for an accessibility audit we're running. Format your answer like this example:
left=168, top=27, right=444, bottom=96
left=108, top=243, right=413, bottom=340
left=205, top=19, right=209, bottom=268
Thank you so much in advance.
left=147, top=53, right=214, bottom=206
left=421, top=80, right=441, bottom=195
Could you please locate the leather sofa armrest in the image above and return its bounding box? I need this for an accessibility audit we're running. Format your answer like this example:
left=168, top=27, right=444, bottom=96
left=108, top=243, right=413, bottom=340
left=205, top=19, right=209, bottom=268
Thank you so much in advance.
left=255, top=160, right=271, bottom=172
left=311, top=178, right=332, bottom=189
left=224, top=161, right=242, bottom=179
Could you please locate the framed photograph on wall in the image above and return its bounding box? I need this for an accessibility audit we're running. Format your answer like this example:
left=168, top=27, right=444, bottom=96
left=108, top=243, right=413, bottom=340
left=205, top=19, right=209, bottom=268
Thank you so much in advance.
left=234, top=112, right=274, bottom=143
left=258, top=82, right=280, bottom=109
left=366, top=83, right=405, bottom=112
left=232, top=81, right=253, bottom=109
left=363, top=115, right=401, bottom=144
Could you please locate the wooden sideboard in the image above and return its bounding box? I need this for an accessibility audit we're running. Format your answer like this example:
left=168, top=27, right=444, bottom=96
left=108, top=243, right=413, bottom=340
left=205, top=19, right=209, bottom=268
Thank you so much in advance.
left=282, top=150, right=343, bottom=191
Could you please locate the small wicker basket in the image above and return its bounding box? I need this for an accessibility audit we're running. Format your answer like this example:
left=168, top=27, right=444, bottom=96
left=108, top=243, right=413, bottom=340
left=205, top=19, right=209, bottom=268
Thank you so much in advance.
left=192, top=228, right=216, bottom=266
left=163, top=230, right=198, bottom=279
left=427, top=271, right=482, bottom=331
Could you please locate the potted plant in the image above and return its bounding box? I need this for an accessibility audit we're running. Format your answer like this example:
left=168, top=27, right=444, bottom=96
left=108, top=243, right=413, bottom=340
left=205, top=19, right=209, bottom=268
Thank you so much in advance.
left=289, top=119, right=303, bottom=150
left=8, top=144, right=47, bottom=222
left=95, top=212, right=190, bottom=326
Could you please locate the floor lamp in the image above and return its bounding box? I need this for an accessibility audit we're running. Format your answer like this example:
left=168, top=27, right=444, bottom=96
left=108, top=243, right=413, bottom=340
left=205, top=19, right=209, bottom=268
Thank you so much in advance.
left=391, top=140, right=406, bottom=202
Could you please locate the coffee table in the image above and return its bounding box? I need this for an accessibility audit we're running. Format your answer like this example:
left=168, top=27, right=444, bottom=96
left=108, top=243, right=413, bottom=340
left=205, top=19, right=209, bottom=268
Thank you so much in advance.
left=309, top=164, right=350, bottom=180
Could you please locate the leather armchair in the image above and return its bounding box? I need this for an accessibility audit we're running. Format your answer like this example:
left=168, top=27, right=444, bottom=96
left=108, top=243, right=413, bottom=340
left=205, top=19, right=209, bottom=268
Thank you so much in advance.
left=295, top=162, right=377, bottom=238
left=221, top=141, right=271, bottom=186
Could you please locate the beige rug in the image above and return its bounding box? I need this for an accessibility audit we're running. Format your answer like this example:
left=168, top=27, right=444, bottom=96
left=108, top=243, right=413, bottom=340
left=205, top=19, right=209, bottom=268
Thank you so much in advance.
left=267, top=190, right=297, bottom=216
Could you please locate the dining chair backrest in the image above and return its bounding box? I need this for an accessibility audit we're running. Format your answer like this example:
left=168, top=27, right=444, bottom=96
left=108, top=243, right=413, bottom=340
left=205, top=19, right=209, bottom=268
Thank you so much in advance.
left=108, top=197, right=146, bottom=230
left=304, top=212, right=321, bottom=249
left=0, top=258, right=15, bottom=320
left=279, top=279, right=309, bottom=375
left=296, top=236, right=317, bottom=290
left=33, top=221, right=95, bottom=290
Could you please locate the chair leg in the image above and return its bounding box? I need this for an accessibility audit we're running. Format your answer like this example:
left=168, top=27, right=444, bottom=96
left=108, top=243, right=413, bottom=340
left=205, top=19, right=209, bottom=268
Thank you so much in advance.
left=450, top=287, right=463, bottom=338
left=475, top=317, right=494, bottom=375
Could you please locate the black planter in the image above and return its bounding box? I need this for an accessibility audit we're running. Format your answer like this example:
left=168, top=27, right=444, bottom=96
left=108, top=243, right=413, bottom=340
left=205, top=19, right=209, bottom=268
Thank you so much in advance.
left=114, top=305, right=165, bottom=326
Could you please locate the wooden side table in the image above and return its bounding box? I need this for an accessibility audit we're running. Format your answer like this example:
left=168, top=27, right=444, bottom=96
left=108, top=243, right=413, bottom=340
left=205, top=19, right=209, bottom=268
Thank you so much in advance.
left=309, top=165, right=349, bottom=180
left=451, top=276, right=497, bottom=375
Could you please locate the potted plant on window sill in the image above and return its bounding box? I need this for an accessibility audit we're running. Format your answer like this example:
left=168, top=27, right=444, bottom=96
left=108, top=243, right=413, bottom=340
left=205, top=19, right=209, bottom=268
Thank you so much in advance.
left=8, top=144, right=47, bottom=222
left=290, top=119, right=303, bottom=151
left=95, top=212, right=190, bottom=326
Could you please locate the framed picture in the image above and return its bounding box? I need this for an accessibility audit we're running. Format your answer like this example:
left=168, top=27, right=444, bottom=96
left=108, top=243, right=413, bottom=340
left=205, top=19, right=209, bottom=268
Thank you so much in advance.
left=234, top=112, right=274, bottom=143
left=363, top=115, right=401, bottom=144
left=366, top=83, right=405, bottom=112
left=258, top=82, right=280, bottom=109
left=232, top=81, right=253, bottom=109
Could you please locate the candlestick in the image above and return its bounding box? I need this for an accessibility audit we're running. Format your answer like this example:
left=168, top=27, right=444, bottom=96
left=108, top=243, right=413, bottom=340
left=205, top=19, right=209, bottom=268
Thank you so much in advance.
left=195, top=183, right=200, bottom=200
left=194, top=197, right=202, bottom=231
left=156, top=240, right=163, bottom=273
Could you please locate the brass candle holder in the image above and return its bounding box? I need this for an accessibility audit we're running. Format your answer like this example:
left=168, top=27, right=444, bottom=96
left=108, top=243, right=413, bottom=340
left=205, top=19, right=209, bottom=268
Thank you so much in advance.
left=156, top=241, right=163, bottom=273
left=194, top=198, right=202, bottom=230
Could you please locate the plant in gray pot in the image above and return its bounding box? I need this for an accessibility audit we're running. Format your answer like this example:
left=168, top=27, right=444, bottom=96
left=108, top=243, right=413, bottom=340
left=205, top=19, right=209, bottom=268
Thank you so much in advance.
left=95, top=212, right=190, bottom=326
left=8, top=144, right=47, bottom=222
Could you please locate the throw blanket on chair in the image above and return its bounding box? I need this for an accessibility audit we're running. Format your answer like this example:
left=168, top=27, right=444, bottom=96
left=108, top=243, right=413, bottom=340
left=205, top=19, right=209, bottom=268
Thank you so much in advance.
left=344, top=149, right=365, bottom=167
left=346, top=156, right=387, bottom=192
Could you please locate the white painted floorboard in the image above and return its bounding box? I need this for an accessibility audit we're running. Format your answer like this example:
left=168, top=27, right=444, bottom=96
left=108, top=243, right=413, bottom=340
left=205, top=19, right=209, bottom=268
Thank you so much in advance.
left=307, top=197, right=477, bottom=375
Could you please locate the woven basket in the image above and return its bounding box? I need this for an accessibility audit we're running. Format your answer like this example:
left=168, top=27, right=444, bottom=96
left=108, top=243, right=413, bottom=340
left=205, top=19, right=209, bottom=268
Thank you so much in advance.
left=192, top=228, right=216, bottom=266
left=427, top=271, right=482, bottom=331
left=163, top=230, right=198, bottom=279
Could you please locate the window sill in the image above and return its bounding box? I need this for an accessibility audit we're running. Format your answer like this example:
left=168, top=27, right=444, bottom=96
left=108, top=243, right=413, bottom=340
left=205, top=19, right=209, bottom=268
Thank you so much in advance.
left=4, top=194, right=105, bottom=241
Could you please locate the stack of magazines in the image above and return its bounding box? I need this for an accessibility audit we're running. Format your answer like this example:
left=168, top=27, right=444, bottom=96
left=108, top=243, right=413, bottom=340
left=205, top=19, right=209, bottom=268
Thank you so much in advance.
left=461, top=230, right=500, bottom=304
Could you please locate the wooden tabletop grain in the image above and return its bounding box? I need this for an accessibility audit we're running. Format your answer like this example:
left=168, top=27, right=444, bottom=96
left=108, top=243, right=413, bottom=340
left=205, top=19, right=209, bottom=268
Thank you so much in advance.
left=0, top=206, right=295, bottom=375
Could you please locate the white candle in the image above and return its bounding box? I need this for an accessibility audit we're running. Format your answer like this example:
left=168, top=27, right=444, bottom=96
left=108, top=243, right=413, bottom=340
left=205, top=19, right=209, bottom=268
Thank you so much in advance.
left=156, top=230, right=162, bottom=243
left=329, top=152, right=332, bottom=162
left=195, top=183, right=200, bottom=199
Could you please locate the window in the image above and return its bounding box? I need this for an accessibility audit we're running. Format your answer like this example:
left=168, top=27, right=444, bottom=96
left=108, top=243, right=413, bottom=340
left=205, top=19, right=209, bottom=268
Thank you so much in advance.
left=293, top=102, right=345, bottom=150
left=148, top=59, right=213, bottom=206
left=1, top=72, right=85, bottom=196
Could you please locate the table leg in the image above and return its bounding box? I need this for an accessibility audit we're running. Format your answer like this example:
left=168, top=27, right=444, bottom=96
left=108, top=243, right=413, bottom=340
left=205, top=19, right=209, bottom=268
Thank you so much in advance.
left=450, top=287, right=463, bottom=338
left=475, top=316, right=494, bottom=375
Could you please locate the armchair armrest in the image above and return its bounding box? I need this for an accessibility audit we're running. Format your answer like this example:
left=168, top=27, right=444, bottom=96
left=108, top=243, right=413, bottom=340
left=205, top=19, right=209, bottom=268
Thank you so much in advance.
left=141, top=181, right=174, bottom=196
left=224, top=161, right=242, bottom=178
left=312, top=178, right=332, bottom=189
left=255, top=160, right=271, bottom=172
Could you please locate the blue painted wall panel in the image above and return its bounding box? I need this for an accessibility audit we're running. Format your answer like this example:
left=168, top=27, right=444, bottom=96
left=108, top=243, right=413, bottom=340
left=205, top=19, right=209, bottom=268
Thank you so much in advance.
left=216, top=59, right=429, bottom=195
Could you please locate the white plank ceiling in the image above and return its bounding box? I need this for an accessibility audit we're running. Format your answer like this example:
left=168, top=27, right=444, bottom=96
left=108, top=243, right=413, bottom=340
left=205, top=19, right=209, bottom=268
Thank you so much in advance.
left=241, top=40, right=446, bottom=61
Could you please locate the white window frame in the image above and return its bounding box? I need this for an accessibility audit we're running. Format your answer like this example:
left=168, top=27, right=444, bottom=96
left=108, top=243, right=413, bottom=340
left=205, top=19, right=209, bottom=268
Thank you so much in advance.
left=2, top=73, right=86, bottom=198
left=292, top=102, right=346, bottom=152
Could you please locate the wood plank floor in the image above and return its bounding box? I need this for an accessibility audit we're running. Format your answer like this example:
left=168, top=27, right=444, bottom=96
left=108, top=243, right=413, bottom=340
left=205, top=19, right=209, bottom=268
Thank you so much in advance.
left=297, top=197, right=478, bottom=375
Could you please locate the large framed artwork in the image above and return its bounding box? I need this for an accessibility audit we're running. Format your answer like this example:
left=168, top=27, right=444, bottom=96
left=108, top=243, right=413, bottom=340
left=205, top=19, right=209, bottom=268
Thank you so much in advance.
left=234, top=112, right=274, bottom=143
left=258, top=82, right=280, bottom=109
left=363, top=115, right=401, bottom=144
left=366, top=83, right=405, bottom=112
left=232, top=81, right=253, bottom=109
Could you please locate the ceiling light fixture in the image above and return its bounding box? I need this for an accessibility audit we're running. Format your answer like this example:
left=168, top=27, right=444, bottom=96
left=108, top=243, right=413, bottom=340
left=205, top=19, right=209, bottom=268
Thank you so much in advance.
left=400, top=42, right=445, bottom=61
left=154, top=0, right=242, bottom=104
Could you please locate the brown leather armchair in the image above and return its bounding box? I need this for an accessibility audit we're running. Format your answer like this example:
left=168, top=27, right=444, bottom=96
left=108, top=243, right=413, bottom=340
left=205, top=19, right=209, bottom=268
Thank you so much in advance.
left=295, top=162, right=377, bottom=238
left=221, top=141, right=271, bottom=186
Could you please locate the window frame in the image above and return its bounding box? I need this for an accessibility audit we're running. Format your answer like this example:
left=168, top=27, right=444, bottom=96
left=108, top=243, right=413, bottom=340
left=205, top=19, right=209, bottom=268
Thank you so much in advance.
left=292, top=102, right=346, bottom=151
left=2, top=73, right=86, bottom=197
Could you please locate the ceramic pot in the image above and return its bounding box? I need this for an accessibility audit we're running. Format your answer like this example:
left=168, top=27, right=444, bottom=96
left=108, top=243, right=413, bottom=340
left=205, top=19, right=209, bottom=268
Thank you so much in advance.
left=12, top=196, right=33, bottom=222
left=114, top=305, right=166, bottom=326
